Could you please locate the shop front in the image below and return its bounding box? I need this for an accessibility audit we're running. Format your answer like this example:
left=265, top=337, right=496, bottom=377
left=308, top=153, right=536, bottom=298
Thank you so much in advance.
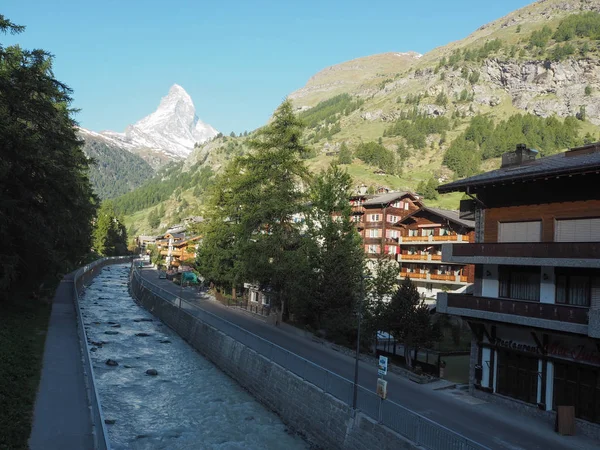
left=474, top=323, right=600, bottom=424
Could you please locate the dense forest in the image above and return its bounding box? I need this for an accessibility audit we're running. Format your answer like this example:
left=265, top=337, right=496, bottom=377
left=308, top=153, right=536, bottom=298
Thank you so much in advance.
left=111, top=162, right=214, bottom=216
left=82, top=135, right=154, bottom=200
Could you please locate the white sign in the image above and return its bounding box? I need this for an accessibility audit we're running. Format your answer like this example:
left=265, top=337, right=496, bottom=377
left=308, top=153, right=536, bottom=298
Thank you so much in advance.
left=378, top=355, right=388, bottom=376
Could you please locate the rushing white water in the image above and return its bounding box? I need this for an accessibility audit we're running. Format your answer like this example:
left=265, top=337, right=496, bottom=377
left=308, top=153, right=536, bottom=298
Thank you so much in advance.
left=80, top=264, right=309, bottom=450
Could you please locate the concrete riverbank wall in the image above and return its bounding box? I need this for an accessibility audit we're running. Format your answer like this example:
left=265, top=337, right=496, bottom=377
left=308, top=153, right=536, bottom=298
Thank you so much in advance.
left=129, top=273, right=417, bottom=450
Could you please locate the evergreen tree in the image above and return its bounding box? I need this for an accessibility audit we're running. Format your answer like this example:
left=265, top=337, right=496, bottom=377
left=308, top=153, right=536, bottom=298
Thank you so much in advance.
left=302, top=164, right=364, bottom=343
left=197, top=99, right=309, bottom=313
left=387, top=278, right=438, bottom=368
left=338, top=142, right=353, bottom=164
left=147, top=208, right=160, bottom=229
left=93, top=202, right=128, bottom=256
left=0, top=15, right=97, bottom=294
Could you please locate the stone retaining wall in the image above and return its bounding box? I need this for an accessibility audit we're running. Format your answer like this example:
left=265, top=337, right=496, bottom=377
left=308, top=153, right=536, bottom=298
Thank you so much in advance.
left=130, top=275, right=417, bottom=450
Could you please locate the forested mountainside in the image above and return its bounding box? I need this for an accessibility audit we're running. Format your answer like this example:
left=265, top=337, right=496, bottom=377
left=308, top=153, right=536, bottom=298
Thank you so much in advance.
left=120, top=0, right=600, bottom=236
left=80, top=131, right=155, bottom=200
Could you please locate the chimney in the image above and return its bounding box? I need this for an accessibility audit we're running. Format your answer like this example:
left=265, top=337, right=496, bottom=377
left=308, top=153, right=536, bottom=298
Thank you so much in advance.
left=501, top=144, right=539, bottom=168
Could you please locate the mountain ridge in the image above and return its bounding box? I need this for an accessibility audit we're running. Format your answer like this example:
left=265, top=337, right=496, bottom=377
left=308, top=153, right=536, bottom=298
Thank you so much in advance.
left=82, top=84, right=218, bottom=164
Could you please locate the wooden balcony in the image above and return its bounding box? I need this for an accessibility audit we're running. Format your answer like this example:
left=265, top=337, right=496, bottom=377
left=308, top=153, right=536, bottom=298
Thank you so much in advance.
left=399, top=272, right=469, bottom=284
left=399, top=234, right=470, bottom=244
left=446, top=293, right=589, bottom=325
left=398, top=253, right=442, bottom=262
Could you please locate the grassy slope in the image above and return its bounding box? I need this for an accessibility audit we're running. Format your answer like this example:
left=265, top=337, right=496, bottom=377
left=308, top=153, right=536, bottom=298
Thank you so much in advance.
left=0, top=294, right=52, bottom=450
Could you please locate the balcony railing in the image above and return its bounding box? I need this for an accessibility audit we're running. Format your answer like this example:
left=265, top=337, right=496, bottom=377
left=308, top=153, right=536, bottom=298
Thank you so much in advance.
left=399, top=272, right=468, bottom=284
left=398, top=253, right=442, bottom=261
left=451, top=242, right=600, bottom=259
left=399, top=234, right=470, bottom=244
left=446, top=293, right=589, bottom=325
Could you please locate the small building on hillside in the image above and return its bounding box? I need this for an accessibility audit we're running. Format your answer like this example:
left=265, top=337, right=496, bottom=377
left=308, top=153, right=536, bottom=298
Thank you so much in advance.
left=396, top=207, right=474, bottom=301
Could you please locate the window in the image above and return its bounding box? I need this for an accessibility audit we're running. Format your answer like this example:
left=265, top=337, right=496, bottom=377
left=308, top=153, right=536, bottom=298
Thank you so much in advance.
left=555, top=218, right=600, bottom=242
left=392, top=200, right=403, bottom=208
left=554, top=362, right=600, bottom=423
left=386, top=229, right=398, bottom=239
left=368, top=214, right=381, bottom=222
left=387, top=246, right=397, bottom=255
left=404, top=202, right=410, bottom=210
left=499, top=221, right=541, bottom=243
left=555, top=269, right=600, bottom=307
left=368, top=229, right=381, bottom=238
left=387, top=215, right=398, bottom=223
left=367, top=245, right=380, bottom=254
left=496, top=351, right=539, bottom=404
left=499, top=265, right=540, bottom=301
left=439, top=228, right=450, bottom=236
left=421, top=228, right=434, bottom=237
left=408, top=229, right=418, bottom=237
left=351, top=215, right=361, bottom=223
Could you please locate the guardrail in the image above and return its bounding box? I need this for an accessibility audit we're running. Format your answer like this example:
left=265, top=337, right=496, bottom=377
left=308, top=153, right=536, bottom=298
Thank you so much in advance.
left=131, top=267, right=489, bottom=450
left=72, top=256, right=131, bottom=450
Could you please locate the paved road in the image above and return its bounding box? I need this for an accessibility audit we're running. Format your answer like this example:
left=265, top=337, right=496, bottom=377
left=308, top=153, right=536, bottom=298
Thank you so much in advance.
left=138, top=266, right=599, bottom=450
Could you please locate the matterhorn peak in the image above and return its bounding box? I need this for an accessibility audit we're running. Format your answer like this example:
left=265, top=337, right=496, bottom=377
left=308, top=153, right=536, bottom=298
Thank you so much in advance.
left=94, top=84, right=218, bottom=159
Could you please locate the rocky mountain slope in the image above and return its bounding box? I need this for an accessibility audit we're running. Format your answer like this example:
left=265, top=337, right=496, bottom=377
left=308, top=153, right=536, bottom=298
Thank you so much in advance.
left=81, top=84, right=218, bottom=170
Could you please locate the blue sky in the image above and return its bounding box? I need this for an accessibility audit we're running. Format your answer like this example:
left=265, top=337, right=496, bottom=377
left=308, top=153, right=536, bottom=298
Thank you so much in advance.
left=2, top=0, right=532, bottom=134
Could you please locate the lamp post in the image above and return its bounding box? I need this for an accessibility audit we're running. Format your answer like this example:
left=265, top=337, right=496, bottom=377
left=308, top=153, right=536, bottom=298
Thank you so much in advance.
left=352, top=273, right=365, bottom=411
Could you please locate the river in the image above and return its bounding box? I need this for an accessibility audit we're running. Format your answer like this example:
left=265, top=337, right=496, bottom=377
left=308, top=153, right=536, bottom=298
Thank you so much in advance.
left=79, top=263, right=309, bottom=450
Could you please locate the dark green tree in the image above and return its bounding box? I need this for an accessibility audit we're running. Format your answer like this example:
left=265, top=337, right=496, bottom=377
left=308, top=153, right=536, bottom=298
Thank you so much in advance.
left=338, top=142, right=353, bottom=164
left=388, top=278, right=438, bottom=368
left=0, top=15, right=97, bottom=294
left=197, top=99, right=310, bottom=314
left=93, top=202, right=128, bottom=256
left=301, top=164, right=364, bottom=342
left=147, top=208, right=160, bottom=229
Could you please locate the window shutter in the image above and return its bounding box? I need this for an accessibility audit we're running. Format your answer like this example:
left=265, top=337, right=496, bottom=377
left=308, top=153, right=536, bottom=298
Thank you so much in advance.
left=556, top=218, right=600, bottom=242
left=499, top=221, right=541, bottom=242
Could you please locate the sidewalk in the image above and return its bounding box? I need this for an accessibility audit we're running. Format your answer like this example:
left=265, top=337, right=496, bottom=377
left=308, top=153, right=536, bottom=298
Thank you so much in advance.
left=28, top=273, right=94, bottom=450
left=139, top=266, right=600, bottom=450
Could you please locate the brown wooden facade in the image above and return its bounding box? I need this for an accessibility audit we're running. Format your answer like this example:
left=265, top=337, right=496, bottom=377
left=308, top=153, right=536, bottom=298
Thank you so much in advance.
left=437, top=144, right=600, bottom=427
left=396, top=208, right=475, bottom=289
left=350, top=191, right=422, bottom=259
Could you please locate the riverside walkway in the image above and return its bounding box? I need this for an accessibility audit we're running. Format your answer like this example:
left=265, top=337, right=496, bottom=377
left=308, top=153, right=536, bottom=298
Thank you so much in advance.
left=29, top=273, right=94, bottom=450
left=139, top=265, right=599, bottom=450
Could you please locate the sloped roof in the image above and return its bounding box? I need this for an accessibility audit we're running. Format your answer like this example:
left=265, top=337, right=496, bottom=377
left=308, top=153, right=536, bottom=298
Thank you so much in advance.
left=363, top=191, right=420, bottom=207
left=438, top=148, right=600, bottom=193
left=426, top=207, right=474, bottom=228
left=397, top=206, right=474, bottom=229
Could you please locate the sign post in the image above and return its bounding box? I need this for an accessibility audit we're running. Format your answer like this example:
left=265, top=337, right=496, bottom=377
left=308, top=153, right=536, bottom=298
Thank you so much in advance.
left=377, top=355, right=388, bottom=400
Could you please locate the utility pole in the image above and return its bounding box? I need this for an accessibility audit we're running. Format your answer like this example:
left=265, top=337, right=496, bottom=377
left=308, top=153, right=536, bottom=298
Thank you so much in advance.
left=352, top=274, right=364, bottom=411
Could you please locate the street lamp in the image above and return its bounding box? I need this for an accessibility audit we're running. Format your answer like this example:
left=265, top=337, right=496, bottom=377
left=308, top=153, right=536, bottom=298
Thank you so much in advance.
left=352, top=273, right=366, bottom=411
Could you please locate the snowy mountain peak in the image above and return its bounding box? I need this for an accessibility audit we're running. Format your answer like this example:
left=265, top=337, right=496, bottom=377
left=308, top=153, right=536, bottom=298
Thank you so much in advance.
left=89, top=84, right=218, bottom=160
